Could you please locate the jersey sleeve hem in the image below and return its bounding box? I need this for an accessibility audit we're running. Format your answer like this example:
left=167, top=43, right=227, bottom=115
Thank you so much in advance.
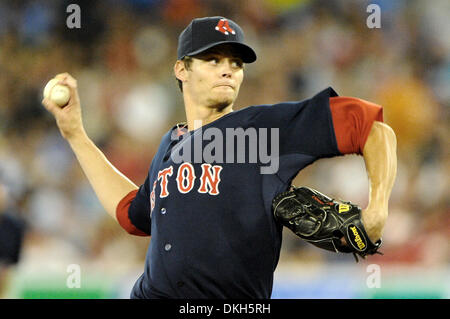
left=329, top=96, right=383, bottom=155
left=116, top=189, right=150, bottom=236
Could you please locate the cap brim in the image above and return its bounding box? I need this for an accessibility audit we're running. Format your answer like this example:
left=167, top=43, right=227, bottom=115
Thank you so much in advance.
left=184, top=41, right=257, bottom=63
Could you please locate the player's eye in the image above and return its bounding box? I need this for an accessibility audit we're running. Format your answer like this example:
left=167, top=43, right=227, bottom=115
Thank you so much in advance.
left=231, top=60, right=243, bottom=69
left=207, top=57, right=219, bottom=65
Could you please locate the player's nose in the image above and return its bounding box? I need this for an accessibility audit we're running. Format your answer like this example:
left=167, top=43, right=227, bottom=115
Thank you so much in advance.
left=221, top=71, right=232, bottom=78
left=220, top=66, right=232, bottom=77
left=219, top=59, right=233, bottom=78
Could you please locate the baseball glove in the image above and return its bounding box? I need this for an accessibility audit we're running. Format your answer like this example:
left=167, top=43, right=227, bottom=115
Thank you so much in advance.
left=272, top=186, right=382, bottom=262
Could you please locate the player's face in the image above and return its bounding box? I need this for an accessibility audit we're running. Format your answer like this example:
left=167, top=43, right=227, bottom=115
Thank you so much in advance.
left=185, top=48, right=244, bottom=109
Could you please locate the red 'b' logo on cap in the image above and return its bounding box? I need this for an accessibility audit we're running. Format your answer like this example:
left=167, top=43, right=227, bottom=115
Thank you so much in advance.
left=215, top=18, right=236, bottom=35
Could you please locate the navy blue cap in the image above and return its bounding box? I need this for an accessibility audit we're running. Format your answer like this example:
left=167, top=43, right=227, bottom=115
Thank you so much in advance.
left=177, top=16, right=257, bottom=63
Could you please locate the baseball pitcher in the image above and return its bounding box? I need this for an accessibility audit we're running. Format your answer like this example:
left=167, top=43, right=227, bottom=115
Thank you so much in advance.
left=42, top=17, right=397, bottom=298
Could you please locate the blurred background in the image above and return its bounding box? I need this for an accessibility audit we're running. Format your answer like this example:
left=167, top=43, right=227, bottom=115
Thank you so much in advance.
left=0, top=0, right=448, bottom=298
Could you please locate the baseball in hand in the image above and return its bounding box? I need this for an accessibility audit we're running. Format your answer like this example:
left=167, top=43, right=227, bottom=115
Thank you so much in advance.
left=43, top=78, right=70, bottom=107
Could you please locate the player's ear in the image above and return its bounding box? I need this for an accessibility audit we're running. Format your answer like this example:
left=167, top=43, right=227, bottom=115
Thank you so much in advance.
left=174, top=60, right=187, bottom=83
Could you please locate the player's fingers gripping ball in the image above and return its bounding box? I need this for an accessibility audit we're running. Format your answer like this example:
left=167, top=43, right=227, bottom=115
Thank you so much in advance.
left=43, top=78, right=71, bottom=107
left=272, top=186, right=382, bottom=262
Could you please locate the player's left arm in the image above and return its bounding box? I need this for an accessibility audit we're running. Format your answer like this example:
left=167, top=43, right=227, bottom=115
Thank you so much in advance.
left=329, top=96, right=397, bottom=244
left=361, top=121, right=397, bottom=243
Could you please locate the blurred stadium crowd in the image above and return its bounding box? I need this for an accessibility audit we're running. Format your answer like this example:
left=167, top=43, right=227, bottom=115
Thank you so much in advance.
left=0, top=0, right=448, bottom=297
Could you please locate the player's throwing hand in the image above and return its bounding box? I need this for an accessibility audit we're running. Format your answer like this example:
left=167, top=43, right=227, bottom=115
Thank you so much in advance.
left=42, top=72, right=84, bottom=140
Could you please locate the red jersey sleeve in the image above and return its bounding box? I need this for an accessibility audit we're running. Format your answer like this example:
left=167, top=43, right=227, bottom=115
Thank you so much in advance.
left=329, top=96, right=383, bottom=155
left=116, top=189, right=150, bottom=236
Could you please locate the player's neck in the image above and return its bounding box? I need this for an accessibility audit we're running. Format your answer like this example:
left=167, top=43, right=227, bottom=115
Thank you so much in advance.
left=184, top=101, right=234, bottom=131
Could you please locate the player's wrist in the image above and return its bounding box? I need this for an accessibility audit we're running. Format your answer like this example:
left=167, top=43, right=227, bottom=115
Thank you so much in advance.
left=361, top=207, right=387, bottom=243
left=65, top=128, right=89, bottom=146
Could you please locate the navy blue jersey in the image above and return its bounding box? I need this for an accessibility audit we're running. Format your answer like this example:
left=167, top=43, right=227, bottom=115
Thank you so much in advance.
left=115, top=87, right=383, bottom=298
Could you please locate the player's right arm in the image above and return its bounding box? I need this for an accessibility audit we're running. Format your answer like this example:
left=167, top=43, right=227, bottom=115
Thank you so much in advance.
left=41, top=73, right=138, bottom=222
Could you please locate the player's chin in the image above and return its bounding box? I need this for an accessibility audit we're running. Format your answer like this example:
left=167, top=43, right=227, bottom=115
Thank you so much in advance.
left=209, top=93, right=236, bottom=107
left=207, top=96, right=234, bottom=110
